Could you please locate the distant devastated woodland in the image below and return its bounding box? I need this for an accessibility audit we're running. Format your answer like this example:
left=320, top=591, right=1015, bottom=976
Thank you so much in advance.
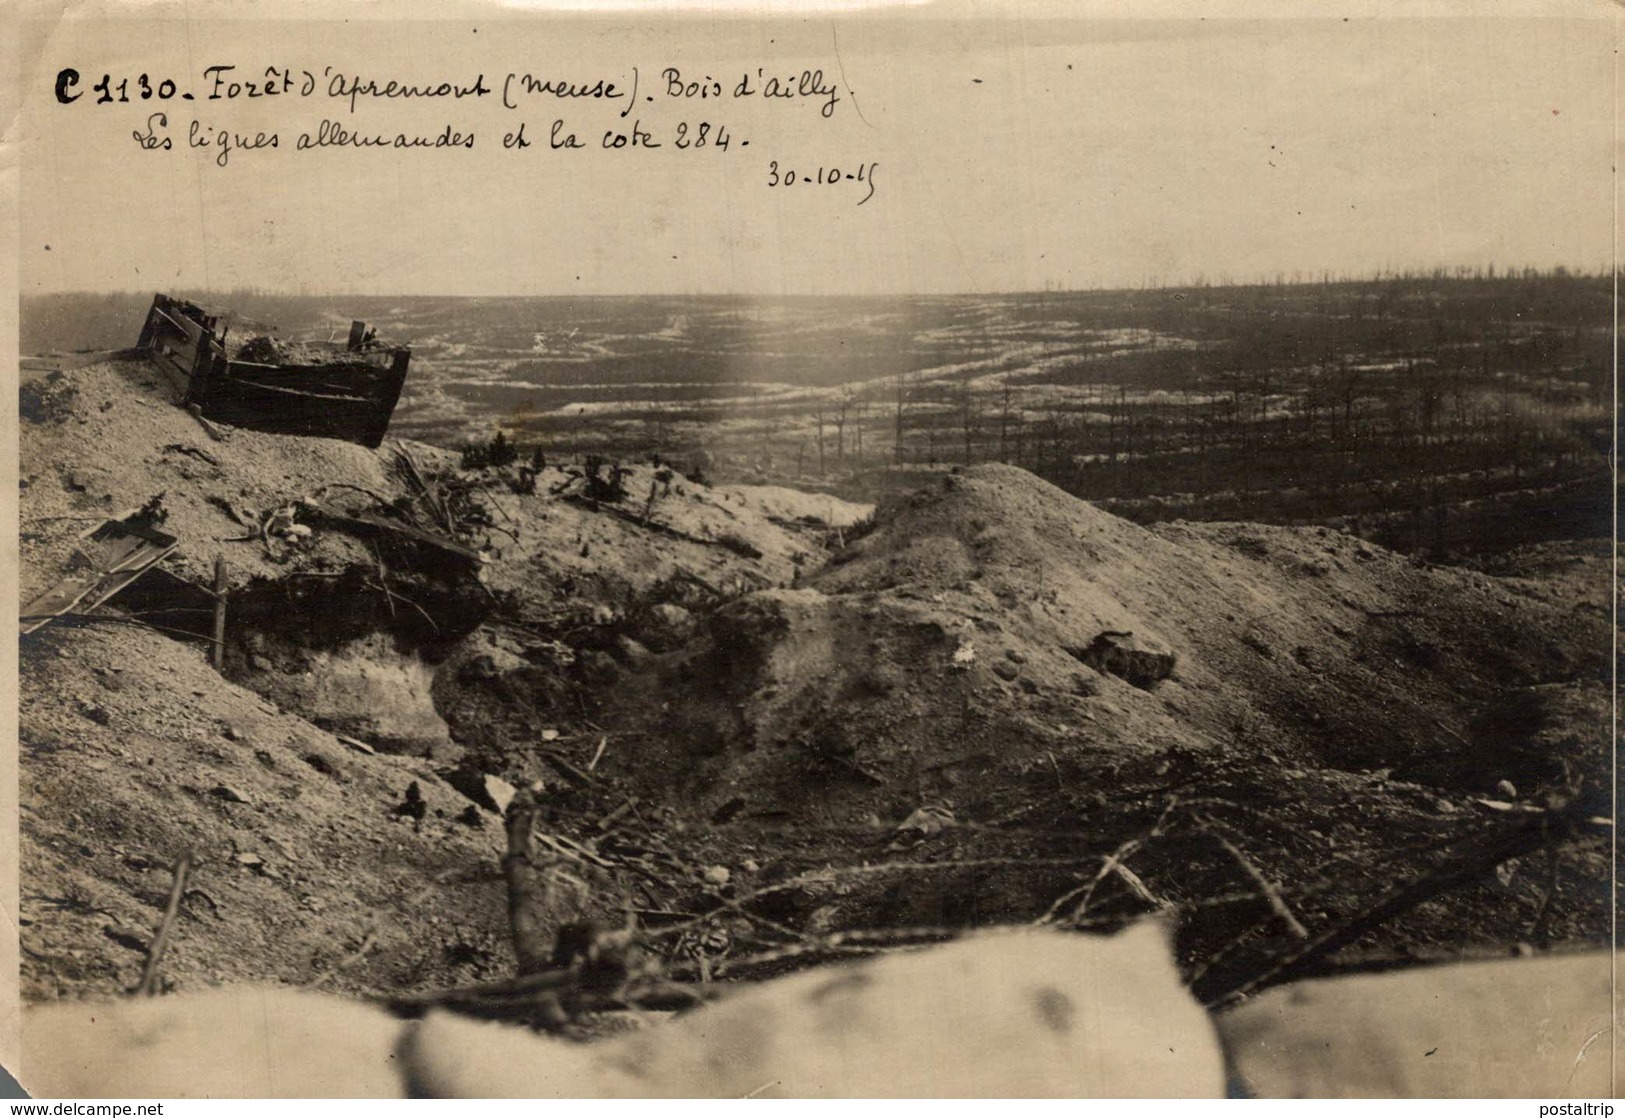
left=815, top=275, right=1612, bottom=559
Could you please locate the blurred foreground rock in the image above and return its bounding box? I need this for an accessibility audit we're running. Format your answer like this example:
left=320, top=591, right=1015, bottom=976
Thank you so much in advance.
left=21, top=930, right=1613, bottom=1099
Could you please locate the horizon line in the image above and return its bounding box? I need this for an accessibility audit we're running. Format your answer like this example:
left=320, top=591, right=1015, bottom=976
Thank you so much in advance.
left=22, top=265, right=1620, bottom=303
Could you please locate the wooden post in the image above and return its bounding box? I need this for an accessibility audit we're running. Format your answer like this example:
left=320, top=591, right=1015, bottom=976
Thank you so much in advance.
left=503, top=786, right=552, bottom=976
left=211, top=554, right=227, bottom=670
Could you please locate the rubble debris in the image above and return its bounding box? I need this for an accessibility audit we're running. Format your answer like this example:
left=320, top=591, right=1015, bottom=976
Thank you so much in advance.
left=1066, top=630, right=1177, bottom=690
left=638, top=603, right=696, bottom=652
left=895, top=804, right=956, bottom=840
left=443, top=769, right=518, bottom=816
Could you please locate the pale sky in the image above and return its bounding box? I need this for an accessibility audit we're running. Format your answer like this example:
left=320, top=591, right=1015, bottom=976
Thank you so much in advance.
left=17, top=8, right=1619, bottom=295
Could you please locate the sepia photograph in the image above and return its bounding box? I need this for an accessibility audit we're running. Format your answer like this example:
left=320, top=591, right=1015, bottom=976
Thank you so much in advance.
left=8, top=0, right=1618, bottom=1100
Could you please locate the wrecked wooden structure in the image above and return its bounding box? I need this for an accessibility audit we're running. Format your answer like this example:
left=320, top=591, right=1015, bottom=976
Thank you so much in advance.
left=137, top=293, right=412, bottom=449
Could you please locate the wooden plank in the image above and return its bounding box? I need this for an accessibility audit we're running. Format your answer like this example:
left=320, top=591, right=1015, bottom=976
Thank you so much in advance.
left=211, top=555, right=228, bottom=670
left=150, top=306, right=208, bottom=344
left=21, top=573, right=105, bottom=632
left=315, top=508, right=484, bottom=563
left=20, top=543, right=178, bottom=634
left=22, top=520, right=181, bottom=634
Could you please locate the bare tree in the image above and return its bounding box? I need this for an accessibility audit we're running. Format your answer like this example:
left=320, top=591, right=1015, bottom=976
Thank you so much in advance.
left=998, top=378, right=1015, bottom=463
left=894, top=371, right=908, bottom=465
left=958, top=381, right=978, bottom=465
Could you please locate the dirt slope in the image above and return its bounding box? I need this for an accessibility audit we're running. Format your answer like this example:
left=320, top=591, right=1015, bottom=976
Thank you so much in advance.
left=569, top=466, right=1607, bottom=995
left=612, top=465, right=1607, bottom=821
left=20, top=621, right=512, bottom=1002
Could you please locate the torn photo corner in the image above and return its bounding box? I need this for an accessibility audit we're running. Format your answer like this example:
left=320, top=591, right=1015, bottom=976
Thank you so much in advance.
left=7, top=0, right=1618, bottom=1101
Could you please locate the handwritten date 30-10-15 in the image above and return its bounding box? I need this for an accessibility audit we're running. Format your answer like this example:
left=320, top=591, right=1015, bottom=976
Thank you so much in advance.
left=767, top=160, right=877, bottom=206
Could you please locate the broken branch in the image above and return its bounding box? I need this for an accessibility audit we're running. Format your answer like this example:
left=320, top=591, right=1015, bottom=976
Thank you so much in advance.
left=137, top=852, right=192, bottom=996
left=1195, top=813, right=1309, bottom=940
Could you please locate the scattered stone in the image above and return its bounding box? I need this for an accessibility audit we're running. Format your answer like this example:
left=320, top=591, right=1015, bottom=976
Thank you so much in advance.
left=235, top=852, right=264, bottom=868
left=1018, top=677, right=1040, bottom=694
left=1495, top=779, right=1518, bottom=799
left=804, top=904, right=841, bottom=934
left=702, top=865, right=731, bottom=887
left=212, top=784, right=252, bottom=805
left=540, top=729, right=560, bottom=742
left=612, top=635, right=653, bottom=669
left=951, top=638, right=977, bottom=669
left=740, top=859, right=760, bottom=874
left=896, top=804, right=955, bottom=838
left=442, top=769, right=516, bottom=815
left=102, top=925, right=148, bottom=954
left=222, top=724, right=244, bottom=742
left=264, top=835, right=300, bottom=862
left=1433, top=798, right=1457, bottom=815
left=640, top=603, right=697, bottom=652
left=578, top=650, right=623, bottom=689
left=1072, top=673, right=1101, bottom=697
left=1004, top=648, right=1028, bottom=664
left=303, top=753, right=340, bottom=777
left=457, top=648, right=524, bottom=683
left=1066, top=631, right=1177, bottom=690
left=249, top=653, right=275, bottom=672
left=710, top=797, right=746, bottom=825
left=991, top=660, right=1019, bottom=681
